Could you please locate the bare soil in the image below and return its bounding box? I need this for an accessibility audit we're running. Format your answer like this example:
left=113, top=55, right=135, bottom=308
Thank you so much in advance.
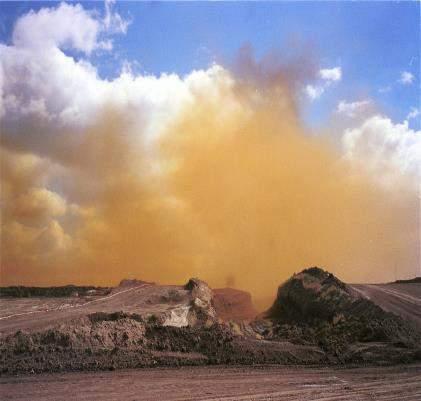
left=1, top=364, right=420, bottom=401
left=1, top=270, right=420, bottom=376
left=0, top=283, right=182, bottom=335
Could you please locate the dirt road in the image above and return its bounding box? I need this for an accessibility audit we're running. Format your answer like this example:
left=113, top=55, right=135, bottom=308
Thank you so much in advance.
left=351, top=283, right=421, bottom=329
left=1, top=364, right=420, bottom=400
left=0, top=283, right=190, bottom=334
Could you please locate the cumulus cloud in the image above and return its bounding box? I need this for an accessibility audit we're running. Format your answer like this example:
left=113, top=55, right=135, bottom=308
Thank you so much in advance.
left=319, top=67, right=342, bottom=82
left=104, top=0, right=131, bottom=34
left=343, top=115, right=421, bottom=184
left=336, top=99, right=371, bottom=118
left=304, top=66, right=341, bottom=101
left=11, top=2, right=123, bottom=54
left=0, top=1, right=135, bottom=133
left=14, top=188, right=67, bottom=221
left=399, top=71, right=415, bottom=85
left=0, top=2, right=234, bottom=285
left=0, top=146, right=72, bottom=278
left=305, top=84, right=324, bottom=100
left=0, top=1, right=230, bottom=156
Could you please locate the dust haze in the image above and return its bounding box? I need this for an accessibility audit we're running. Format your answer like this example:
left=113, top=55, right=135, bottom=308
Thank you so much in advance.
left=1, top=61, right=418, bottom=306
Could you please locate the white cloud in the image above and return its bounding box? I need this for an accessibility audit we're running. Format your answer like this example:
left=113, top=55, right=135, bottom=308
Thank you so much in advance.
left=407, top=107, right=420, bottom=121
left=0, top=2, right=235, bottom=262
left=336, top=99, right=371, bottom=118
left=319, top=67, right=342, bottom=82
left=104, top=0, right=131, bottom=34
left=0, top=3, right=231, bottom=142
left=399, top=71, right=415, bottom=85
left=343, top=115, right=421, bottom=185
left=304, top=66, right=341, bottom=101
left=0, top=2, right=133, bottom=130
left=304, top=84, right=324, bottom=101
left=0, top=61, right=4, bottom=118
left=10, top=2, right=129, bottom=55
left=13, top=3, right=104, bottom=54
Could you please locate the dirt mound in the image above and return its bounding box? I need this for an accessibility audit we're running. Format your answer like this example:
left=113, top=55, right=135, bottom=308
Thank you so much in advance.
left=118, top=279, right=155, bottom=287
left=213, top=288, right=257, bottom=321
left=262, top=267, right=421, bottom=359
left=0, top=313, right=149, bottom=374
left=266, top=267, right=359, bottom=321
left=0, top=312, right=327, bottom=374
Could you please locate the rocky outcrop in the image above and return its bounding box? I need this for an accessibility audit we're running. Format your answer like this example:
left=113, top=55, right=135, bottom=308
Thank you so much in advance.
left=145, top=278, right=217, bottom=328
left=184, top=278, right=217, bottom=327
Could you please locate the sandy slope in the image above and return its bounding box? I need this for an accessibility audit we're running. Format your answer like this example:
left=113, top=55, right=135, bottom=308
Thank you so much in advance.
left=351, top=283, right=421, bottom=330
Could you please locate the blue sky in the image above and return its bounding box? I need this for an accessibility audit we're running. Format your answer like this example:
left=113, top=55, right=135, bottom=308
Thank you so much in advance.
left=0, top=1, right=419, bottom=128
